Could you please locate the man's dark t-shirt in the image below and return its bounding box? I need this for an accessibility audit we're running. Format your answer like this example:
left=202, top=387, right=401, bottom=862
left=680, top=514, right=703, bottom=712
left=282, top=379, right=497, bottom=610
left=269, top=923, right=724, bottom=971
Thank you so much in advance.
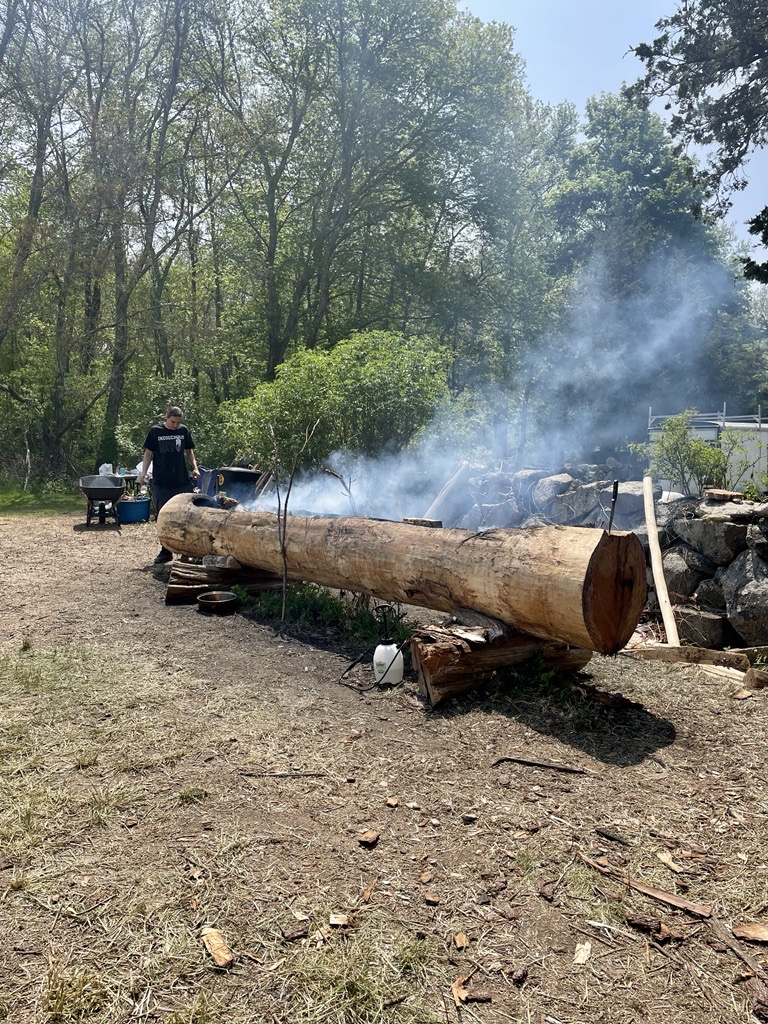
left=143, top=423, right=195, bottom=487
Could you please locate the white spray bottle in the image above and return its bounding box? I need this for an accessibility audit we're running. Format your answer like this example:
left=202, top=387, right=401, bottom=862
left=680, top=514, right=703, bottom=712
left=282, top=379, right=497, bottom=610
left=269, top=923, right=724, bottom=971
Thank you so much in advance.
left=373, top=604, right=404, bottom=685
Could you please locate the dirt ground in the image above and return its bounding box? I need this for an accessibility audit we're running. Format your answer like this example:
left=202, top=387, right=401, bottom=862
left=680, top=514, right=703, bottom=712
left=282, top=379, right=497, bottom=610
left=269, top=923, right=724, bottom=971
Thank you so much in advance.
left=2, top=509, right=768, bottom=1023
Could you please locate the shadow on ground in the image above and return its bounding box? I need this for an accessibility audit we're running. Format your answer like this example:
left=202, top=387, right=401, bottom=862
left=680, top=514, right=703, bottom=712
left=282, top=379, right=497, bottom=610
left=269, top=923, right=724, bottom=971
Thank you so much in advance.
left=432, top=668, right=676, bottom=768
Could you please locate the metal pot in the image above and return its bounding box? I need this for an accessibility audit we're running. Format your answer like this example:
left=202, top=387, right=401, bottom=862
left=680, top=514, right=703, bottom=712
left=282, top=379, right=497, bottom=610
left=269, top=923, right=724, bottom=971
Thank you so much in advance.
left=197, top=590, right=237, bottom=615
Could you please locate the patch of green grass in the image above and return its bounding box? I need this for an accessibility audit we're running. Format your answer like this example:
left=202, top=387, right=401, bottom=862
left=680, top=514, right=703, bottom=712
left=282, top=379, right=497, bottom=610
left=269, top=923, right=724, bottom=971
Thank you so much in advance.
left=42, top=966, right=105, bottom=1021
left=166, top=992, right=226, bottom=1024
left=0, top=483, right=83, bottom=516
left=235, top=583, right=413, bottom=647
left=278, top=918, right=441, bottom=1023
left=178, top=786, right=209, bottom=804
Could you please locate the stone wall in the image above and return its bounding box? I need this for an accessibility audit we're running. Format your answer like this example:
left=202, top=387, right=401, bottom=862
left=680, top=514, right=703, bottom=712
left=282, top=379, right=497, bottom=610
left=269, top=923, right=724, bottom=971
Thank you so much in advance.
left=454, top=465, right=768, bottom=648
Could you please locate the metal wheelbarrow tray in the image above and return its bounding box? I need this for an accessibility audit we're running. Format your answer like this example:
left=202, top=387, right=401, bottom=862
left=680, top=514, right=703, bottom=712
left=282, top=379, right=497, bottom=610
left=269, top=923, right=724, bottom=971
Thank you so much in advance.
left=79, top=475, right=126, bottom=526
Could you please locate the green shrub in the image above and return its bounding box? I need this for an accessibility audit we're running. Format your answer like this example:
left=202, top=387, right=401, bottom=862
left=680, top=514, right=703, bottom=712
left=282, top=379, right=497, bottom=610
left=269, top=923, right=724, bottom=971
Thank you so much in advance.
left=221, top=330, right=450, bottom=471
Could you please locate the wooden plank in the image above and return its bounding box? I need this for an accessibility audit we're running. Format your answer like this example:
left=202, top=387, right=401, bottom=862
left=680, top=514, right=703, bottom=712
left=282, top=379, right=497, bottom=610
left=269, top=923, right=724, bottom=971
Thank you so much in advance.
left=643, top=476, right=680, bottom=646
left=624, top=646, right=751, bottom=672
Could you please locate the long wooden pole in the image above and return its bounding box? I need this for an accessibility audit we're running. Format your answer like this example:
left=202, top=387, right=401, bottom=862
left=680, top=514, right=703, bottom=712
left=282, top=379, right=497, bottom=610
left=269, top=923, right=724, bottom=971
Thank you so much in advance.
left=158, top=493, right=647, bottom=654
left=642, top=475, right=679, bottom=646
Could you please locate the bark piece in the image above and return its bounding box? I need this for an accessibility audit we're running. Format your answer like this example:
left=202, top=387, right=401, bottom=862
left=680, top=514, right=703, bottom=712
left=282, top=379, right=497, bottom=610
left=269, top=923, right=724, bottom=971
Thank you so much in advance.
left=200, top=926, right=236, bottom=968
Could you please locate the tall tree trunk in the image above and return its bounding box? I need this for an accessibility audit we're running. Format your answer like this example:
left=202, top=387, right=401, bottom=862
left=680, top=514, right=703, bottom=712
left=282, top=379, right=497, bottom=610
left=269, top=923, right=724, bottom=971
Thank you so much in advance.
left=96, top=216, right=131, bottom=468
left=0, top=111, right=49, bottom=350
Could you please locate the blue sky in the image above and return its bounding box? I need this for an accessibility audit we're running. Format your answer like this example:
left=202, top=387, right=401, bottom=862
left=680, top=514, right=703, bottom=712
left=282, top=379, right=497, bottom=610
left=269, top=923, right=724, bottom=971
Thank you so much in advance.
left=461, top=0, right=767, bottom=248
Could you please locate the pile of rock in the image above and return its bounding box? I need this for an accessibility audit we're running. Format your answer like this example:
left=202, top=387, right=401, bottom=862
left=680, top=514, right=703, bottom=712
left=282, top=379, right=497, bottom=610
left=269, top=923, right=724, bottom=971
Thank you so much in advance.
left=456, top=461, right=645, bottom=532
left=651, top=496, right=768, bottom=649
left=451, top=464, right=768, bottom=649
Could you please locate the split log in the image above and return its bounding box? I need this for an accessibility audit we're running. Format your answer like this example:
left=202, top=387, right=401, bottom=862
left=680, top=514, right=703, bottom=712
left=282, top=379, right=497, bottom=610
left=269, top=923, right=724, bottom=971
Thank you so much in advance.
left=410, top=624, right=592, bottom=706
left=165, top=562, right=282, bottom=604
left=157, top=493, right=646, bottom=653
left=745, top=666, right=768, bottom=690
left=423, top=460, right=479, bottom=523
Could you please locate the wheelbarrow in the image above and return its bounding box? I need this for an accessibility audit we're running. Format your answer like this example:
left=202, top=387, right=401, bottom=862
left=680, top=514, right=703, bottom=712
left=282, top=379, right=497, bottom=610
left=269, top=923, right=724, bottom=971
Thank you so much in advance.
left=79, top=475, right=126, bottom=526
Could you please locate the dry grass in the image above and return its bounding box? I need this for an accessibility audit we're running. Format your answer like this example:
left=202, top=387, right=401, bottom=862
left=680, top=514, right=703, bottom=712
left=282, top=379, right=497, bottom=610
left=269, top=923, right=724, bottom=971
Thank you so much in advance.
left=3, top=626, right=768, bottom=1022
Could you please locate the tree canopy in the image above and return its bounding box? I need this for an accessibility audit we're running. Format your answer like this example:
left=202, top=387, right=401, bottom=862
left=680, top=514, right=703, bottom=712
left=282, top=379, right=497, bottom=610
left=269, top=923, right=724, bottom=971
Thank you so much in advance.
left=631, top=0, right=768, bottom=279
left=0, top=0, right=764, bottom=484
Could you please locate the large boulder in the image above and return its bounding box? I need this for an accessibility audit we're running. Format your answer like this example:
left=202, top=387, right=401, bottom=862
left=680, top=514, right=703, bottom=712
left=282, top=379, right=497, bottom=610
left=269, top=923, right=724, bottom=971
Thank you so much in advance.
left=530, top=473, right=575, bottom=515
left=510, top=469, right=551, bottom=512
left=746, top=522, right=768, bottom=560
left=717, top=550, right=768, bottom=646
left=549, top=481, right=608, bottom=525
left=674, top=606, right=729, bottom=649
left=561, top=463, right=605, bottom=483
left=469, top=471, right=515, bottom=506
left=600, top=480, right=658, bottom=518
left=672, top=518, right=748, bottom=566
left=480, top=497, right=523, bottom=528
left=695, top=576, right=726, bottom=610
left=698, top=499, right=768, bottom=522
left=662, top=543, right=714, bottom=601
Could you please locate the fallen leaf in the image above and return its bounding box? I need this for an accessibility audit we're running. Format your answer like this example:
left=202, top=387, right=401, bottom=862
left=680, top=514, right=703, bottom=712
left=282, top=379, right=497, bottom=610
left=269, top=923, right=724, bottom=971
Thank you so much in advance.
left=340, top=729, right=367, bottom=742
left=291, top=909, right=310, bottom=921
left=451, top=983, right=469, bottom=1006
left=733, top=923, right=768, bottom=943
left=573, top=940, right=591, bottom=964
left=450, top=968, right=478, bottom=1007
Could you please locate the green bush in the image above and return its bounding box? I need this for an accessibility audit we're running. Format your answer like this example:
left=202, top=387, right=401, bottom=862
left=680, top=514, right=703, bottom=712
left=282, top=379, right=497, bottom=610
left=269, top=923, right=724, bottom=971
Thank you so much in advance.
left=629, top=409, right=727, bottom=494
left=221, top=330, right=450, bottom=471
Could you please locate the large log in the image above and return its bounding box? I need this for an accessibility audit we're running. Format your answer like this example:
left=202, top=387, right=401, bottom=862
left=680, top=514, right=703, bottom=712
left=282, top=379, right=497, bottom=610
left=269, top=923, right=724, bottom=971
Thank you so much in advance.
left=157, top=493, right=646, bottom=654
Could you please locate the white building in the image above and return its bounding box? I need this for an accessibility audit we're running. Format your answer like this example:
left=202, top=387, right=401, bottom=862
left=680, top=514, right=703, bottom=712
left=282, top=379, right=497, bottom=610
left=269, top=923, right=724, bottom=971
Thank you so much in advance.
left=647, top=407, right=768, bottom=495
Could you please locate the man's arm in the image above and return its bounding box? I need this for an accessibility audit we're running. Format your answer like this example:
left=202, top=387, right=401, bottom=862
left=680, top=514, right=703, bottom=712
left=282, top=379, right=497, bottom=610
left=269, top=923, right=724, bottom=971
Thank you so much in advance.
left=185, top=448, right=200, bottom=480
left=137, top=448, right=153, bottom=484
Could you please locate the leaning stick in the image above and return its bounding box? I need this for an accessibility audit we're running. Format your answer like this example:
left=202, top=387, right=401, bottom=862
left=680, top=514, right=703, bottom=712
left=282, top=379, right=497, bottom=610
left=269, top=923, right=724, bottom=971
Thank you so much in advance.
left=642, top=476, right=680, bottom=646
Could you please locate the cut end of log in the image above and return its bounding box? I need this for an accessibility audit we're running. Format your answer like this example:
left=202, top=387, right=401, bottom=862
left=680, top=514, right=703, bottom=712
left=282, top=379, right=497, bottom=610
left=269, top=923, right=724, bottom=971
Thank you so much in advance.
left=582, top=531, right=647, bottom=655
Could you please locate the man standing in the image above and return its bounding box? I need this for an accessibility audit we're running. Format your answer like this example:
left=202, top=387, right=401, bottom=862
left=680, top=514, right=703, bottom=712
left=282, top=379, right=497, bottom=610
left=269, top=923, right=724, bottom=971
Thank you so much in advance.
left=138, top=406, right=200, bottom=563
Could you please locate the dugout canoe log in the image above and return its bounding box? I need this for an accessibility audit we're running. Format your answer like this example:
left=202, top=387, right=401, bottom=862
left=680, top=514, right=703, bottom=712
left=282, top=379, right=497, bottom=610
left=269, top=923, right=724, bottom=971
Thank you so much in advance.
left=157, top=493, right=647, bottom=654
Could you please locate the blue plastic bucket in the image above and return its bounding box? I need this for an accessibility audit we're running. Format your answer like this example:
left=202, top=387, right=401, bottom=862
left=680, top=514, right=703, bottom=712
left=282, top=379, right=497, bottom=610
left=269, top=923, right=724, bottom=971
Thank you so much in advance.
left=117, top=497, right=151, bottom=524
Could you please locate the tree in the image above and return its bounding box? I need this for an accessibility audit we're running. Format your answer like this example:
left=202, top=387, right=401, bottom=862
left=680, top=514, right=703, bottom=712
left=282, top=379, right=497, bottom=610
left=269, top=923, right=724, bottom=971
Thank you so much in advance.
left=630, top=0, right=768, bottom=278
left=205, top=0, right=527, bottom=378
left=523, top=93, right=735, bottom=460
